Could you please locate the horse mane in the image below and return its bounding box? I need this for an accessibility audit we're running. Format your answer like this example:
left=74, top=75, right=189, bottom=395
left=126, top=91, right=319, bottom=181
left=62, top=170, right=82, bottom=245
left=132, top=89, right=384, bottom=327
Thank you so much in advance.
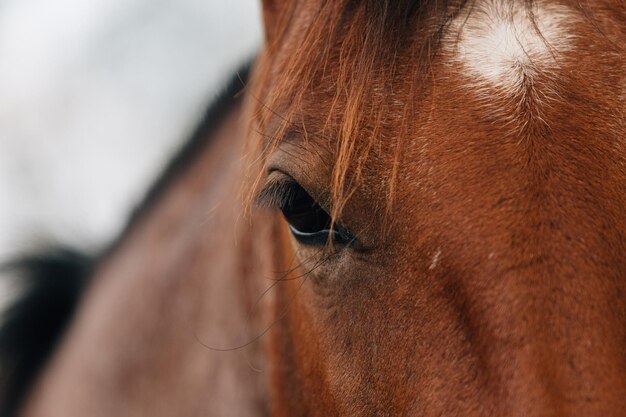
left=0, top=61, right=253, bottom=417
left=0, top=248, right=91, bottom=417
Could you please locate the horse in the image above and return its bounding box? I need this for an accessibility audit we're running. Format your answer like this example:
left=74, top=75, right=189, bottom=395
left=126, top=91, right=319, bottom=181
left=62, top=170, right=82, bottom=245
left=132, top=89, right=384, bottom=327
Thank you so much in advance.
left=1, top=0, right=624, bottom=415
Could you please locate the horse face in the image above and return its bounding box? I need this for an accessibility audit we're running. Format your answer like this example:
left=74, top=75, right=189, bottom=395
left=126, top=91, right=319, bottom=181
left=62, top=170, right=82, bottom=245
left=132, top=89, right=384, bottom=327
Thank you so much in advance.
left=255, top=0, right=626, bottom=415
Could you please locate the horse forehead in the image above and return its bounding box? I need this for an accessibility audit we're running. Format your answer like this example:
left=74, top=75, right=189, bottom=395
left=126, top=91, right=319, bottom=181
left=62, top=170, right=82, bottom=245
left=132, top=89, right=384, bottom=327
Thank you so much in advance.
left=446, top=0, right=577, bottom=90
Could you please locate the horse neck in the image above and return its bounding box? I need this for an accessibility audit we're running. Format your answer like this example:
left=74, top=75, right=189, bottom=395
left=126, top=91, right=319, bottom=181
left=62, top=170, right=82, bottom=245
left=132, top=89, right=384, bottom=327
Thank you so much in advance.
left=22, top=95, right=275, bottom=417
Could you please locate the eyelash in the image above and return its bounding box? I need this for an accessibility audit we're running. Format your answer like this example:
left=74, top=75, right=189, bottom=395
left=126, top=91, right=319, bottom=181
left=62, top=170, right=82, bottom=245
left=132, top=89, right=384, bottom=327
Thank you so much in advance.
left=277, top=181, right=355, bottom=247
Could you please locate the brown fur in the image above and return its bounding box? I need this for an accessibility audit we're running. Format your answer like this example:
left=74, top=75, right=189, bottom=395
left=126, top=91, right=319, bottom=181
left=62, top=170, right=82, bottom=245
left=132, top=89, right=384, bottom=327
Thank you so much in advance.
left=20, top=0, right=626, bottom=416
left=253, top=0, right=626, bottom=415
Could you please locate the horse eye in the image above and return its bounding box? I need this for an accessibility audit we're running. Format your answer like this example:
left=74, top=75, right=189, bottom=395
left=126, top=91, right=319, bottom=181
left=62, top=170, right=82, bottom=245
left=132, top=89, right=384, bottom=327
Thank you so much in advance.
left=280, top=184, right=354, bottom=246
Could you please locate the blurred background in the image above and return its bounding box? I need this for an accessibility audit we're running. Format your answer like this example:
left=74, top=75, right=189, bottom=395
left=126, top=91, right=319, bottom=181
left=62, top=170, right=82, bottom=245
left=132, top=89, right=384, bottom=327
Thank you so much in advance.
left=0, top=0, right=262, bottom=302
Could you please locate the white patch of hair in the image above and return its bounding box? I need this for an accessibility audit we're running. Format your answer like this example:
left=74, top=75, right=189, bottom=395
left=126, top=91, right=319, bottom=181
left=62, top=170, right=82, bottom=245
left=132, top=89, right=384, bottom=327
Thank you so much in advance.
left=449, top=0, right=576, bottom=92
left=429, top=248, right=442, bottom=270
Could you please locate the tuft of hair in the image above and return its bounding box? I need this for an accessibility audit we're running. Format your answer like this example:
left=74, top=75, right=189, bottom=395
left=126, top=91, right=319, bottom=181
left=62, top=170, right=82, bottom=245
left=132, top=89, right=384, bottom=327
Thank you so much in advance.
left=246, top=0, right=474, bottom=223
left=244, top=0, right=612, bottom=233
left=0, top=247, right=92, bottom=417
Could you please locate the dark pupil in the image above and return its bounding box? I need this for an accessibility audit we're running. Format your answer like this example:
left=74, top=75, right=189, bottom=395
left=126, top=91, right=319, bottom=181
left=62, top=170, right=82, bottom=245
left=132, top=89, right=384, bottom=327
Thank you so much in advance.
left=281, top=186, right=331, bottom=233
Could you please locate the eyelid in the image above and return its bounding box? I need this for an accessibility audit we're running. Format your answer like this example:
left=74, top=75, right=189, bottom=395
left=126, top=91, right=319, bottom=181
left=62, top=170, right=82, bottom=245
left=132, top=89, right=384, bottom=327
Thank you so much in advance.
left=254, top=171, right=298, bottom=209
left=255, top=171, right=359, bottom=248
left=255, top=170, right=333, bottom=213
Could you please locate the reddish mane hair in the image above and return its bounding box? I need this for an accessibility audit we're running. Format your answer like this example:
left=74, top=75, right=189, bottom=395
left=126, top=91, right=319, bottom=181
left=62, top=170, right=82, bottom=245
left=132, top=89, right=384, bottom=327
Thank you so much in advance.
left=247, top=1, right=464, bottom=217
left=245, top=0, right=613, bottom=221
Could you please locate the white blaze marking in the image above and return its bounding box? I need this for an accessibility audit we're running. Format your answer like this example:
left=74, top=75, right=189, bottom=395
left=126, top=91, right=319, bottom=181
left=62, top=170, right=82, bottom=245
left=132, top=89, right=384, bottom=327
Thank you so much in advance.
left=450, top=1, right=575, bottom=90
